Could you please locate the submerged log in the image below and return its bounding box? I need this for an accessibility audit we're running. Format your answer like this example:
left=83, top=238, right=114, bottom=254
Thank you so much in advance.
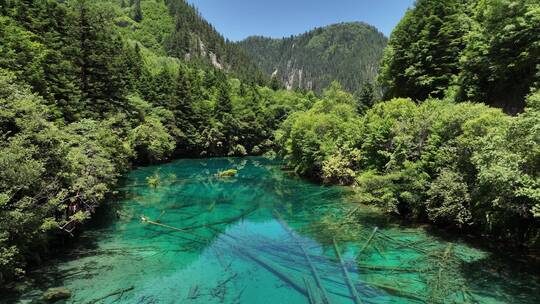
left=86, top=286, right=134, bottom=304
left=212, top=227, right=368, bottom=303
left=141, top=205, right=257, bottom=239
left=140, top=216, right=210, bottom=245
left=332, top=239, right=363, bottom=304
left=188, top=284, right=199, bottom=299
left=273, top=210, right=333, bottom=304
left=358, top=282, right=427, bottom=303
left=207, top=202, right=216, bottom=212
left=217, top=229, right=309, bottom=297
left=358, top=227, right=378, bottom=255
left=304, top=276, right=319, bottom=304
left=140, top=216, right=185, bottom=232
left=178, top=206, right=258, bottom=230
left=237, top=243, right=308, bottom=296
left=376, top=232, right=430, bottom=254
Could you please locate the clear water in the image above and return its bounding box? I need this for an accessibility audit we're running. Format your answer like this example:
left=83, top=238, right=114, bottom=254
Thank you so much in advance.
left=3, top=157, right=539, bottom=303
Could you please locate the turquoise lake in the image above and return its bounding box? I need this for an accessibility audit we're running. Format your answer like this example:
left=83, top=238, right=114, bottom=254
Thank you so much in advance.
left=3, top=157, right=539, bottom=303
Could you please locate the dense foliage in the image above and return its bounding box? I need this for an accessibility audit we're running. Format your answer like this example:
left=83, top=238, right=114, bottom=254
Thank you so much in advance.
left=1, top=0, right=539, bottom=286
left=379, top=0, right=540, bottom=113
left=277, top=89, right=540, bottom=247
left=0, top=0, right=313, bottom=283
left=160, top=0, right=266, bottom=82
left=238, top=22, right=387, bottom=96
left=100, top=0, right=266, bottom=82
left=278, top=0, right=540, bottom=247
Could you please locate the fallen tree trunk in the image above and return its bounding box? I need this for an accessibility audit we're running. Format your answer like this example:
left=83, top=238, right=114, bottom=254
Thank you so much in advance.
left=177, top=205, right=258, bottom=230
left=358, top=227, right=378, bottom=255
left=219, top=232, right=308, bottom=297
left=358, top=282, right=427, bottom=303
left=86, top=286, right=134, bottom=304
left=304, top=276, right=319, bottom=304
left=274, top=210, right=333, bottom=304
left=332, top=238, right=363, bottom=304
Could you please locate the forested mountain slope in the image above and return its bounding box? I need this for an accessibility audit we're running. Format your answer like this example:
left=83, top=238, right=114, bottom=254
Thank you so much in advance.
left=108, top=0, right=266, bottom=82
left=238, top=22, right=387, bottom=95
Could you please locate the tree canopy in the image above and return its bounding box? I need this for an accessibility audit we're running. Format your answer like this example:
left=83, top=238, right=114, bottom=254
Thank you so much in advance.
left=379, top=0, right=540, bottom=113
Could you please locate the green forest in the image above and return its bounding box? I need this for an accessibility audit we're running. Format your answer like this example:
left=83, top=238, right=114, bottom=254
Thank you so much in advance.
left=0, top=0, right=314, bottom=283
left=237, top=22, right=387, bottom=95
left=277, top=0, right=540, bottom=245
left=0, top=0, right=539, bottom=294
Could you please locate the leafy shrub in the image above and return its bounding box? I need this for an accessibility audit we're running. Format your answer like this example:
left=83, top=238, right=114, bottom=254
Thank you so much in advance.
left=129, top=116, right=175, bottom=163
left=278, top=91, right=540, bottom=245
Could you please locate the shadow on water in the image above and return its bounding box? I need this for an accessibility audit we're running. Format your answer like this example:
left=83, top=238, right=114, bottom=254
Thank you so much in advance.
left=2, top=157, right=539, bottom=304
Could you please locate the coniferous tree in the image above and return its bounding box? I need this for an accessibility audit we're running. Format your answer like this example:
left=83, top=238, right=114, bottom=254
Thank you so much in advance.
left=0, top=0, right=82, bottom=120
left=358, top=82, right=375, bottom=114
left=0, top=1, right=7, bottom=15
left=173, top=66, right=196, bottom=125
left=75, top=0, right=129, bottom=117
left=133, top=0, right=142, bottom=22
left=215, top=81, right=232, bottom=121
left=172, top=66, right=200, bottom=152
left=145, top=68, right=175, bottom=107
left=270, top=76, right=281, bottom=91
left=238, top=23, right=387, bottom=94
left=125, top=43, right=145, bottom=91
left=378, top=0, right=471, bottom=101
left=458, top=0, right=540, bottom=113
left=0, top=0, right=539, bottom=286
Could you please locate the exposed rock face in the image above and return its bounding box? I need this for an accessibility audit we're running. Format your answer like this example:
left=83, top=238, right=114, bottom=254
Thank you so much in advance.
left=209, top=52, right=223, bottom=70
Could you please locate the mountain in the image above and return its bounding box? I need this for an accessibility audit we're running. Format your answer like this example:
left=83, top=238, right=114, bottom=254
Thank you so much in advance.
left=237, top=22, right=387, bottom=94
left=112, top=0, right=266, bottom=82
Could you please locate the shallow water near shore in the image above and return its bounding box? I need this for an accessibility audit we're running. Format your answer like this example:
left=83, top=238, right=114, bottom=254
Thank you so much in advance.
left=3, top=157, right=539, bottom=303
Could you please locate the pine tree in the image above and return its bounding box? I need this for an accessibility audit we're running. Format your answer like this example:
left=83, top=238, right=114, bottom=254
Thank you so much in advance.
left=173, top=66, right=194, bottom=119
left=458, top=0, right=540, bottom=112
left=172, top=66, right=199, bottom=152
left=379, top=0, right=471, bottom=101
left=358, top=82, right=375, bottom=114
left=75, top=0, right=129, bottom=117
left=215, top=82, right=232, bottom=121
left=145, top=69, right=175, bottom=107
left=133, top=43, right=145, bottom=80
left=357, top=82, right=375, bottom=114
left=133, top=0, right=142, bottom=22
left=270, top=76, right=281, bottom=91
left=0, top=0, right=82, bottom=120
left=120, top=0, right=127, bottom=9
left=0, top=1, right=7, bottom=15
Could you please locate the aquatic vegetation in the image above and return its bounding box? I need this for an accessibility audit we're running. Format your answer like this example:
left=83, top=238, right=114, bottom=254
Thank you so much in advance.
left=217, top=169, right=239, bottom=178
left=145, top=173, right=160, bottom=188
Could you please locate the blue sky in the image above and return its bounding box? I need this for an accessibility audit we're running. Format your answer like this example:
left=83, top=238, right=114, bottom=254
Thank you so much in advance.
left=185, top=0, right=415, bottom=41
